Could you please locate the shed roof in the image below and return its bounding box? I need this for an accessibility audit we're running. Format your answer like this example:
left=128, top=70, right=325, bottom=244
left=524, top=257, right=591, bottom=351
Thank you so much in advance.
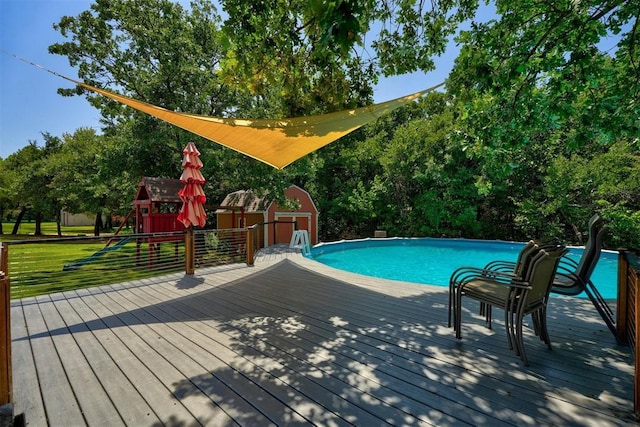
left=216, top=190, right=272, bottom=212
left=136, top=177, right=183, bottom=203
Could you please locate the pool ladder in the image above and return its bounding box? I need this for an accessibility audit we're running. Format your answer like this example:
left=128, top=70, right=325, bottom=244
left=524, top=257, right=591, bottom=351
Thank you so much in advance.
left=289, top=230, right=311, bottom=256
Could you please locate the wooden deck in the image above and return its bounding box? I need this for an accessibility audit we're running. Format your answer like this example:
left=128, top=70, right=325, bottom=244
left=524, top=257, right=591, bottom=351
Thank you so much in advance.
left=11, top=247, right=637, bottom=426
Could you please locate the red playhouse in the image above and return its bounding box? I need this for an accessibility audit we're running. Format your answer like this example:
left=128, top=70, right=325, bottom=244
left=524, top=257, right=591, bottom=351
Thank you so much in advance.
left=132, top=177, right=189, bottom=265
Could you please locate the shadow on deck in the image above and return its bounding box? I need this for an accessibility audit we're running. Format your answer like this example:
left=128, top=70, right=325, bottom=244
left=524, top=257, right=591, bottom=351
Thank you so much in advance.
left=11, top=251, right=636, bottom=426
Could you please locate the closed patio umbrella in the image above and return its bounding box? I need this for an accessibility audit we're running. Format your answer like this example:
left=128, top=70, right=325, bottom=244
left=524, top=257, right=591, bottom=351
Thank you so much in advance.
left=177, top=142, right=207, bottom=228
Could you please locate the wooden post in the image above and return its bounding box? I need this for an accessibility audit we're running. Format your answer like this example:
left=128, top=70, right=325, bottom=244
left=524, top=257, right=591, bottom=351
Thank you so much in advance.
left=273, top=221, right=277, bottom=247
left=246, top=226, right=255, bottom=266
left=636, top=270, right=640, bottom=418
left=185, top=228, right=195, bottom=275
left=620, top=250, right=640, bottom=417
left=617, top=251, right=629, bottom=344
left=632, top=253, right=640, bottom=417
left=0, top=243, right=12, bottom=406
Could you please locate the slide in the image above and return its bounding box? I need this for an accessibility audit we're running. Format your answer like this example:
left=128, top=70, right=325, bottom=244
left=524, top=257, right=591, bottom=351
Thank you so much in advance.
left=63, top=236, right=133, bottom=271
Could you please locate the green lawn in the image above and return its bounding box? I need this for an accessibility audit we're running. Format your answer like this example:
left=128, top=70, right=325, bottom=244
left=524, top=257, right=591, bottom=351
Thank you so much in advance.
left=1, top=223, right=180, bottom=299
left=1, top=221, right=133, bottom=240
left=2, top=224, right=241, bottom=299
left=5, top=237, right=185, bottom=299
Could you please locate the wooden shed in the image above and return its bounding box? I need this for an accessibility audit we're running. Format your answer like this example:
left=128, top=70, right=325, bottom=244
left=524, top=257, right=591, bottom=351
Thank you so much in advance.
left=133, top=177, right=187, bottom=234
left=216, top=184, right=318, bottom=248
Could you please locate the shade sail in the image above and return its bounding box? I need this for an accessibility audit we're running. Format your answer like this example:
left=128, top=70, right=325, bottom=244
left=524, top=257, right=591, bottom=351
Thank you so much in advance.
left=12, top=54, right=444, bottom=169
left=76, top=80, right=443, bottom=169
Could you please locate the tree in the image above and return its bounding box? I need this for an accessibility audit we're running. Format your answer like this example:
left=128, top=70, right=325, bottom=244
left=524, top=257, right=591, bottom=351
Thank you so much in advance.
left=45, top=0, right=640, bottom=247
left=220, top=0, right=479, bottom=96
left=48, top=0, right=368, bottom=204
left=50, top=0, right=239, bottom=179
left=3, top=136, right=63, bottom=235
left=0, top=158, right=13, bottom=234
left=447, top=1, right=639, bottom=185
left=46, top=128, right=113, bottom=236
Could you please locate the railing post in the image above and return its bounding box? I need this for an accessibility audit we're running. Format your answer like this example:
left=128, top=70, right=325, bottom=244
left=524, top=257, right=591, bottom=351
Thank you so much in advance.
left=632, top=252, right=640, bottom=417
left=636, top=262, right=640, bottom=418
left=273, top=221, right=277, bottom=247
left=619, top=249, right=640, bottom=417
left=246, top=226, right=255, bottom=266
left=0, top=243, right=12, bottom=408
left=617, top=250, right=629, bottom=344
left=185, top=228, right=195, bottom=275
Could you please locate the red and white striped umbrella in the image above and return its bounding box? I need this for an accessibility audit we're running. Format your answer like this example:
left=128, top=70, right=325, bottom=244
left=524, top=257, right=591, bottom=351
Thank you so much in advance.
left=177, top=142, right=207, bottom=227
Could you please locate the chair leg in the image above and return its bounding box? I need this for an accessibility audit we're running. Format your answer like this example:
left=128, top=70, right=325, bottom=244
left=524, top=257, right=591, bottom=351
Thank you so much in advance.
left=448, top=282, right=454, bottom=328
left=504, top=305, right=516, bottom=351
left=455, top=288, right=463, bottom=339
left=481, top=303, right=493, bottom=329
left=536, top=307, right=552, bottom=350
left=515, top=313, right=529, bottom=367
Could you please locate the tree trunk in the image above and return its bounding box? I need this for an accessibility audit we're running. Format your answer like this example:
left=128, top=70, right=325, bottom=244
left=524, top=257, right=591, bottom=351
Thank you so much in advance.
left=0, top=208, right=3, bottom=235
left=94, top=212, right=102, bottom=236
left=11, top=207, right=26, bottom=235
left=34, top=212, right=42, bottom=236
left=53, top=203, right=62, bottom=236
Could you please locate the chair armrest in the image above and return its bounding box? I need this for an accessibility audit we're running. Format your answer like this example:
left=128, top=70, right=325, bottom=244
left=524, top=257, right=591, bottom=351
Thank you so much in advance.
left=451, top=266, right=520, bottom=287
left=506, top=279, right=533, bottom=290
left=554, top=271, right=586, bottom=287
left=558, top=256, right=579, bottom=270
left=483, top=260, right=516, bottom=272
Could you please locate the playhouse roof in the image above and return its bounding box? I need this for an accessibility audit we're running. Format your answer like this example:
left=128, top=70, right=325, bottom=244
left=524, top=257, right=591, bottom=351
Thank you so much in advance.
left=136, top=177, right=183, bottom=203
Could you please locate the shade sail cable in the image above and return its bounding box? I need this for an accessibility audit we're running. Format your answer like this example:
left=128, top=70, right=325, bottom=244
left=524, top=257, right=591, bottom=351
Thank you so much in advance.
left=5, top=51, right=445, bottom=169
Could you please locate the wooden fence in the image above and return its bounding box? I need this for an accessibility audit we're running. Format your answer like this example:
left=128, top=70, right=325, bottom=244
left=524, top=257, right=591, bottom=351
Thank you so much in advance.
left=617, top=250, right=640, bottom=416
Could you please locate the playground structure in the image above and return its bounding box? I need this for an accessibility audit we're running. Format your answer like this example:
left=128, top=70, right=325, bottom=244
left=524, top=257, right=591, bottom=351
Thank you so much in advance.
left=64, top=177, right=188, bottom=271
left=132, top=177, right=187, bottom=267
left=63, top=236, right=133, bottom=271
left=63, top=177, right=249, bottom=270
left=133, top=177, right=187, bottom=235
left=63, top=180, right=317, bottom=271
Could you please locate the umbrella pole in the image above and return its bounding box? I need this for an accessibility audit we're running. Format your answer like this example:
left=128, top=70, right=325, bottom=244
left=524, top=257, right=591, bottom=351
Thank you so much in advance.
left=185, top=228, right=195, bottom=275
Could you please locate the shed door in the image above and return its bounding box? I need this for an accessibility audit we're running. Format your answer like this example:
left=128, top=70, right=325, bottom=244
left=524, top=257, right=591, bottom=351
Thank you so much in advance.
left=275, top=213, right=310, bottom=245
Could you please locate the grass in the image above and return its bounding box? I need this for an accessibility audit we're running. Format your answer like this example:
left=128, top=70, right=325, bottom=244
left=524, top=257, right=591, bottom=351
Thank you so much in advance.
left=1, top=221, right=135, bottom=241
left=8, top=240, right=186, bottom=299
left=2, top=223, right=246, bottom=299
left=1, top=221, right=98, bottom=237
left=2, top=228, right=184, bottom=298
left=3, top=231, right=244, bottom=299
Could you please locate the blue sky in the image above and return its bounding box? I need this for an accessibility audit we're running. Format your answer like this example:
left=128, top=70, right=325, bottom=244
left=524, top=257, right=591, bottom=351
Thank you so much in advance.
left=0, top=0, right=489, bottom=159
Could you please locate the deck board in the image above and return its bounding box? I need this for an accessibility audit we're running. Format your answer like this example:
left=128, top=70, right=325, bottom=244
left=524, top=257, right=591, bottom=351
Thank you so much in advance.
left=10, top=301, right=47, bottom=426
left=36, top=293, right=124, bottom=427
left=58, top=288, right=164, bottom=425
left=115, top=275, right=392, bottom=426
left=11, top=248, right=637, bottom=426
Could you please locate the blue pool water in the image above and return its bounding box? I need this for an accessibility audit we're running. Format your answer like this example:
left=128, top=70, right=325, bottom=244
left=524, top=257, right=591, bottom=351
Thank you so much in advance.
left=307, top=237, right=619, bottom=299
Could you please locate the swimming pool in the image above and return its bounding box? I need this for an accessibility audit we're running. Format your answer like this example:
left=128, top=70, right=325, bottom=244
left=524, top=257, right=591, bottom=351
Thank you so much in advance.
left=306, top=237, right=619, bottom=299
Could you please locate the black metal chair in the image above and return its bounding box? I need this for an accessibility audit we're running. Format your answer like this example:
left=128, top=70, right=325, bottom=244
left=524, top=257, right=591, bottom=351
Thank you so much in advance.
left=552, top=214, right=606, bottom=296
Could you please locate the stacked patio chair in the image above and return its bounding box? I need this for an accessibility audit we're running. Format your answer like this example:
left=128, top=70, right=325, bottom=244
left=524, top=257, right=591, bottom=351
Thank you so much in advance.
left=550, top=215, right=617, bottom=337
left=449, top=244, right=567, bottom=366
left=551, top=213, right=606, bottom=296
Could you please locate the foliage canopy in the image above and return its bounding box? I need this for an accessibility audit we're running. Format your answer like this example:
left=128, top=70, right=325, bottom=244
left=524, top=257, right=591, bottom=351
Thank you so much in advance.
left=1, top=0, right=638, bottom=248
